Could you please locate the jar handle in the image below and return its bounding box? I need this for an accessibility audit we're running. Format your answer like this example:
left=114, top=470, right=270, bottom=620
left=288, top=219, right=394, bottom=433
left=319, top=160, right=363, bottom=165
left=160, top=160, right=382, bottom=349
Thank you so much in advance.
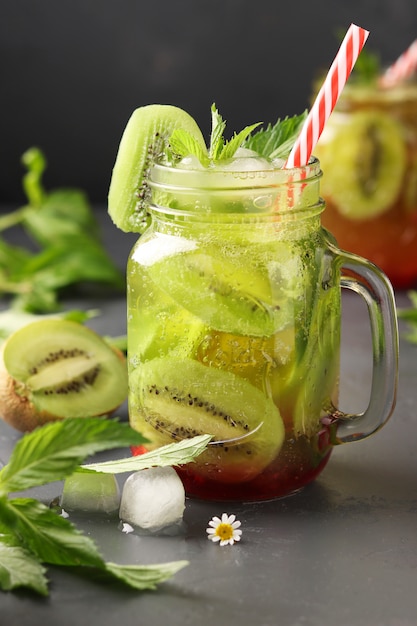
left=333, top=249, right=399, bottom=442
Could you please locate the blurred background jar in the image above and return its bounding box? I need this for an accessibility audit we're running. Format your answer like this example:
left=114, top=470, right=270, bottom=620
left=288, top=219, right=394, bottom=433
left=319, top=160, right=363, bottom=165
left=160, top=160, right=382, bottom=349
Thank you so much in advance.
left=314, top=59, right=417, bottom=289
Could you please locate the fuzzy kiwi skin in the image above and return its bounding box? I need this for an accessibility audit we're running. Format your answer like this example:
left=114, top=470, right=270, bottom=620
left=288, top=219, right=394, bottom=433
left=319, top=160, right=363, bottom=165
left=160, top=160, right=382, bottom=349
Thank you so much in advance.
left=0, top=345, right=127, bottom=433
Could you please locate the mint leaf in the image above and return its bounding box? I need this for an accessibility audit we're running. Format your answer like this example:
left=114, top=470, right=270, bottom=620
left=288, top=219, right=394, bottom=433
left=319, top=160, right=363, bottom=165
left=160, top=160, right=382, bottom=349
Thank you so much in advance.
left=0, top=418, right=146, bottom=494
left=169, top=129, right=209, bottom=166
left=14, top=235, right=124, bottom=290
left=0, top=543, right=49, bottom=595
left=0, top=148, right=124, bottom=312
left=0, top=499, right=188, bottom=595
left=0, top=239, right=31, bottom=276
left=81, top=433, right=212, bottom=474
left=218, top=122, right=262, bottom=161
left=208, top=104, right=262, bottom=162
left=6, top=498, right=105, bottom=567
left=209, top=104, right=227, bottom=160
left=22, top=189, right=98, bottom=248
left=9, top=236, right=124, bottom=313
left=104, top=560, right=188, bottom=591
left=244, top=112, right=308, bottom=160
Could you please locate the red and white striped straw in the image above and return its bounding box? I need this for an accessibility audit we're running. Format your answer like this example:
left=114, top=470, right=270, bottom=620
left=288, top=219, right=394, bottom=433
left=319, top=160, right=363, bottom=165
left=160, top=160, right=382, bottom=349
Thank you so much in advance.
left=284, top=23, right=370, bottom=169
left=379, top=39, right=417, bottom=88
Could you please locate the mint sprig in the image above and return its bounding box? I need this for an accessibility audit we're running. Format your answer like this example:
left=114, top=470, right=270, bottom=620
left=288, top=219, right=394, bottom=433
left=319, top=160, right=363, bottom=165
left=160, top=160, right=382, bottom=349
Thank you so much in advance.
left=169, top=103, right=261, bottom=165
left=0, top=148, right=124, bottom=313
left=243, top=111, right=308, bottom=160
left=0, top=418, right=210, bottom=595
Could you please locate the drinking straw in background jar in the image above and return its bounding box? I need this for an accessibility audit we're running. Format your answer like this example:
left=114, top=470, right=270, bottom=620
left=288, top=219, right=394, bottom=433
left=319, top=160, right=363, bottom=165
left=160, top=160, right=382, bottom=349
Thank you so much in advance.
left=285, top=23, right=370, bottom=168
left=314, top=36, right=417, bottom=289
left=379, top=39, right=417, bottom=87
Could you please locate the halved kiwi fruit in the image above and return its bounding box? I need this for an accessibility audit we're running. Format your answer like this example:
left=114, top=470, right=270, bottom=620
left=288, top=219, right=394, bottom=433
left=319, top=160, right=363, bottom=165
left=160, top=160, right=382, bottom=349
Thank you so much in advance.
left=130, top=357, right=284, bottom=483
left=0, top=319, right=128, bottom=431
left=108, top=105, right=206, bottom=233
left=147, top=249, right=292, bottom=337
left=316, top=110, right=406, bottom=220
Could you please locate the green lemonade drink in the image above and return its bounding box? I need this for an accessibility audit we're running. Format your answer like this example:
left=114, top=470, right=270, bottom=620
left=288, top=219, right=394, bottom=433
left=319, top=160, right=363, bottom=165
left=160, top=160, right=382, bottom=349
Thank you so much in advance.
left=109, top=104, right=398, bottom=502
left=314, top=78, right=417, bottom=288
left=127, top=161, right=339, bottom=500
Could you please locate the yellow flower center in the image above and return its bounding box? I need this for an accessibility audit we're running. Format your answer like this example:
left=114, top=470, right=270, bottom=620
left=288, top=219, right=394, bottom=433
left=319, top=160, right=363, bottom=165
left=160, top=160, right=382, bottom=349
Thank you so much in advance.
left=215, top=523, right=234, bottom=541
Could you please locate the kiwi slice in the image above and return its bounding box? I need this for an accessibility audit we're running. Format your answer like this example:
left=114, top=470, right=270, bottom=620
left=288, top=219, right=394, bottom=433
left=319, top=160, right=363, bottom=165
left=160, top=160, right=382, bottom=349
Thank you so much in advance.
left=108, top=105, right=206, bottom=233
left=292, top=284, right=340, bottom=438
left=0, top=319, right=128, bottom=431
left=128, top=306, right=206, bottom=362
left=147, top=250, right=291, bottom=337
left=316, top=111, right=406, bottom=220
left=130, top=357, right=284, bottom=483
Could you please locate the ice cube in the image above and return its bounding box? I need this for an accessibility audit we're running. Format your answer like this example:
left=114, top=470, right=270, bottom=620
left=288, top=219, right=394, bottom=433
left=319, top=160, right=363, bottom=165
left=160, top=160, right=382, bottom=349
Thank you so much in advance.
left=271, top=157, right=286, bottom=169
left=178, top=154, right=204, bottom=170
left=216, top=149, right=274, bottom=172
left=233, top=147, right=259, bottom=158
left=119, top=466, right=185, bottom=532
left=60, top=472, right=120, bottom=514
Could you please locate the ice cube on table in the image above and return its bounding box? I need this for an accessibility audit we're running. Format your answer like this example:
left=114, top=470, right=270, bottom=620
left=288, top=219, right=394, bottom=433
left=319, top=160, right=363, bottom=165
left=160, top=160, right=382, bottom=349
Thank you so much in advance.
left=119, top=466, right=186, bottom=533
left=60, top=472, right=120, bottom=514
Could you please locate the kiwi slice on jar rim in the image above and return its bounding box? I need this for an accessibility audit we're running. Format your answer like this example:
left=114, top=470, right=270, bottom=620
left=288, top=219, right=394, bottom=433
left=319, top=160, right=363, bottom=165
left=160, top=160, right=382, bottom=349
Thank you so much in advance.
left=130, top=357, right=285, bottom=483
left=0, top=319, right=128, bottom=431
left=316, top=111, right=406, bottom=220
left=108, top=105, right=206, bottom=233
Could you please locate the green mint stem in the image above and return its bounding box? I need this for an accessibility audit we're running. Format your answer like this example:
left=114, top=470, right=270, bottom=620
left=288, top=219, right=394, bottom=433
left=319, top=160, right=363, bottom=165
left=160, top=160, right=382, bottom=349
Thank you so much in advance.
left=0, top=207, right=28, bottom=232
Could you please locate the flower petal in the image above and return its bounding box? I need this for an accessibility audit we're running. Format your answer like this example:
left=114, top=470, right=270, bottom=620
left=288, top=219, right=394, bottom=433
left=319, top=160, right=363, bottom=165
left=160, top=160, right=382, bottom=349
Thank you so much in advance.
left=206, top=513, right=242, bottom=546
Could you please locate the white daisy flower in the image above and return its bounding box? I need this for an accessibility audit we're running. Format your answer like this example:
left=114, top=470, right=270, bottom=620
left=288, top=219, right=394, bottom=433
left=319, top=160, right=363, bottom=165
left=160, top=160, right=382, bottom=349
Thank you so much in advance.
left=206, top=513, right=242, bottom=546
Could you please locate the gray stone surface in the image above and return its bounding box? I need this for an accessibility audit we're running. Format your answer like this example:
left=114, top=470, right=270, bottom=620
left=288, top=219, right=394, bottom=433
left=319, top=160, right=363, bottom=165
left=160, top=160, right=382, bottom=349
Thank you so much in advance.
left=1, top=288, right=416, bottom=626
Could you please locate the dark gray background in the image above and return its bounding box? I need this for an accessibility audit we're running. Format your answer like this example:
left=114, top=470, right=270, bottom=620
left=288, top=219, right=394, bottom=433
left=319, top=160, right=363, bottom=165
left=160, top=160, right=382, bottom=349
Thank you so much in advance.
left=1, top=0, right=417, bottom=204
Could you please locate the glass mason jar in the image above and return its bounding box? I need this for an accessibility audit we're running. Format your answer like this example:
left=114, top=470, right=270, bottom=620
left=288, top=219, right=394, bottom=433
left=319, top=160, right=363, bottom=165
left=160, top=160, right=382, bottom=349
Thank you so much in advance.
left=127, top=158, right=398, bottom=502
left=314, top=80, right=417, bottom=289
